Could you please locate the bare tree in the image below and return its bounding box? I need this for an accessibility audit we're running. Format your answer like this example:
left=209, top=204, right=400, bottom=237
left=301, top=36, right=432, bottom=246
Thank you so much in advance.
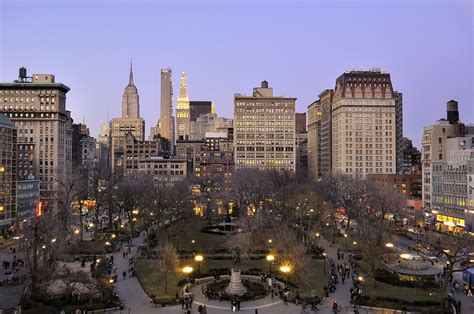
left=430, top=234, right=473, bottom=306
left=114, top=175, right=153, bottom=244
left=156, top=240, right=180, bottom=294
left=231, top=169, right=276, bottom=216
left=367, top=182, right=406, bottom=246
left=22, top=213, right=61, bottom=300
left=193, top=172, right=224, bottom=223
left=322, top=174, right=369, bottom=231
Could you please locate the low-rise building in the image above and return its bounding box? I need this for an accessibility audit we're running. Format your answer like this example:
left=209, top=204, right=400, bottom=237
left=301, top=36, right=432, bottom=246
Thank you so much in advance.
left=137, top=158, right=187, bottom=183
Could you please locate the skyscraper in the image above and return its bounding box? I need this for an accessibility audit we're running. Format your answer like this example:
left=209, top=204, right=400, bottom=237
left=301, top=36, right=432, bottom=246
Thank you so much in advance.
left=159, top=68, right=174, bottom=144
left=111, top=62, right=145, bottom=171
left=234, top=81, right=296, bottom=172
left=176, top=72, right=190, bottom=139
left=122, top=61, right=140, bottom=118
left=307, top=69, right=400, bottom=180
left=0, top=68, right=72, bottom=209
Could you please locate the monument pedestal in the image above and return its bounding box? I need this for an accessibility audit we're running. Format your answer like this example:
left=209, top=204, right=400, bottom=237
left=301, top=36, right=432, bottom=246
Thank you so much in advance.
left=226, top=269, right=247, bottom=295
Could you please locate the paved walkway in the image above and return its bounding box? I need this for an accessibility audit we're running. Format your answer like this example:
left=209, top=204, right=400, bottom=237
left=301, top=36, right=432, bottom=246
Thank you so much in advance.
left=317, top=237, right=354, bottom=313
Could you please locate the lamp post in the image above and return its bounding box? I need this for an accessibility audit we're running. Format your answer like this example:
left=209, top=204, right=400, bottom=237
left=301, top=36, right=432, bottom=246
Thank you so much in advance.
left=191, top=240, right=196, bottom=255
left=385, top=242, right=394, bottom=262
left=266, top=254, right=275, bottom=277
left=322, top=252, right=327, bottom=275
left=344, top=233, right=348, bottom=247
left=195, top=255, right=204, bottom=274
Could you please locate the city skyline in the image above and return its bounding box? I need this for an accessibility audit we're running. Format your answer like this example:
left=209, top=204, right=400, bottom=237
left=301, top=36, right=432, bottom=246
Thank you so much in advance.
left=1, top=0, right=473, bottom=144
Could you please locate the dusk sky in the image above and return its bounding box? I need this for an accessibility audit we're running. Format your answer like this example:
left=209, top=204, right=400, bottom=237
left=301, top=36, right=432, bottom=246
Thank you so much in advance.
left=1, top=0, right=472, bottom=145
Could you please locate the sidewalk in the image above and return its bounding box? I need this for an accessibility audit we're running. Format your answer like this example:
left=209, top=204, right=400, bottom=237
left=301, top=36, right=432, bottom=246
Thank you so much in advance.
left=317, top=237, right=354, bottom=313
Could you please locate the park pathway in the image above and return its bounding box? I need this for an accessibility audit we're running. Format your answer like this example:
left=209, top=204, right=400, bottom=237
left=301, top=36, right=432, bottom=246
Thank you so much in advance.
left=317, top=237, right=355, bottom=314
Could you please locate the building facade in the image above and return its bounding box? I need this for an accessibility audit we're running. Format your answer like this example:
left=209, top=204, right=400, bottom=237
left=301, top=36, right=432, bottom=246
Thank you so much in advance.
left=421, top=100, right=465, bottom=210
left=307, top=100, right=321, bottom=180
left=176, top=72, right=190, bottom=140
left=113, top=132, right=162, bottom=177
left=16, top=179, right=39, bottom=220
left=367, top=173, right=422, bottom=199
left=189, top=113, right=233, bottom=140
left=190, top=101, right=213, bottom=121
left=400, top=137, right=421, bottom=175
left=0, top=114, right=17, bottom=227
left=137, top=158, right=187, bottom=183
left=176, top=139, right=205, bottom=175
left=0, top=68, right=72, bottom=208
left=158, top=68, right=174, bottom=146
left=431, top=136, right=473, bottom=234
left=331, top=70, right=398, bottom=178
left=234, top=81, right=296, bottom=171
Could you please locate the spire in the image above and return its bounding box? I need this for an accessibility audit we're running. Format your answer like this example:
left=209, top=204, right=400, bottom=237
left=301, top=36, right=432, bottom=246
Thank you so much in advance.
left=128, top=58, right=134, bottom=86
left=177, top=72, right=189, bottom=102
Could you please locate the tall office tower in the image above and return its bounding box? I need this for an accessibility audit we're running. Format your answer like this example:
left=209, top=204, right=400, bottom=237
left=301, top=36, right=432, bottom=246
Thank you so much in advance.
left=307, top=100, right=322, bottom=180
left=122, top=61, right=140, bottom=118
left=331, top=69, right=397, bottom=178
left=0, top=68, right=72, bottom=208
left=395, top=92, right=404, bottom=173
left=421, top=100, right=466, bottom=211
left=318, top=90, right=334, bottom=177
left=111, top=63, right=145, bottom=171
left=0, top=114, right=17, bottom=227
left=234, top=81, right=296, bottom=171
left=159, top=68, right=174, bottom=144
left=176, top=72, right=190, bottom=139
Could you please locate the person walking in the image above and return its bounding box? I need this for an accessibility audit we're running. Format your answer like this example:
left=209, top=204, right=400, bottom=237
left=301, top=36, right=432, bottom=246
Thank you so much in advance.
left=122, top=270, right=127, bottom=280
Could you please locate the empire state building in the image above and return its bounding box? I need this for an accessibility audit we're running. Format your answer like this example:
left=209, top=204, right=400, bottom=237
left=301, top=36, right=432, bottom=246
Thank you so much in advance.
left=122, top=62, right=140, bottom=118
left=111, top=61, right=145, bottom=171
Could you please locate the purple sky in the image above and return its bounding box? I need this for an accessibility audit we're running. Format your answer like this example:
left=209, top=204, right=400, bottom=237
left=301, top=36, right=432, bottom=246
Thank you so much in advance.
left=1, top=0, right=473, bottom=146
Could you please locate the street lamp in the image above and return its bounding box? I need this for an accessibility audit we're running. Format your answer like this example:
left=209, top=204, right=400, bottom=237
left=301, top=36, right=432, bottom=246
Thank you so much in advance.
left=315, top=232, right=320, bottom=246
left=353, top=241, right=357, bottom=245
left=385, top=242, right=394, bottom=262
left=182, top=266, right=194, bottom=284
left=195, top=255, right=204, bottom=274
left=191, top=240, right=196, bottom=255
left=344, top=234, right=348, bottom=247
left=279, top=265, right=292, bottom=273
left=266, top=254, right=275, bottom=277
left=322, top=252, right=327, bottom=275
left=268, top=239, right=273, bottom=244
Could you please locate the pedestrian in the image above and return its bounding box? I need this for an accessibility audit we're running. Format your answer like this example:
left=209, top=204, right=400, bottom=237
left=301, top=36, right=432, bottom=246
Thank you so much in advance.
left=123, top=251, right=126, bottom=259
left=457, top=300, right=461, bottom=312
left=122, top=270, right=127, bottom=280
left=181, top=297, right=185, bottom=309
left=295, top=289, right=300, bottom=305
left=341, top=275, right=345, bottom=284
left=255, top=309, right=258, bottom=314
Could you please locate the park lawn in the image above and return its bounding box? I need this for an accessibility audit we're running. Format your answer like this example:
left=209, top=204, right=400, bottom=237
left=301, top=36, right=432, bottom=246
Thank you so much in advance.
left=135, top=259, right=184, bottom=298
left=159, top=222, right=230, bottom=252
left=363, top=280, right=439, bottom=303
left=136, top=257, right=328, bottom=299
